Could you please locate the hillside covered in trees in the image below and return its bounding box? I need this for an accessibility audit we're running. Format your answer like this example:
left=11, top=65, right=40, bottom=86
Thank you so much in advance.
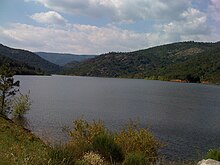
left=0, top=44, right=60, bottom=74
left=65, top=41, right=220, bottom=84
left=0, top=53, right=44, bottom=75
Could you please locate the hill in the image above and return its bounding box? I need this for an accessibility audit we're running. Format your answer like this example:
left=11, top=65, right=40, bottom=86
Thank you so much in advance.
left=0, top=44, right=60, bottom=74
left=0, top=53, right=44, bottom=75
left=36, top=52, right=96, bottom=66
left=66, top=41, right=220, bottom=84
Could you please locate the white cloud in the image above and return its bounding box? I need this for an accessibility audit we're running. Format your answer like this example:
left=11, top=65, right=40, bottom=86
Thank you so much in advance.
left=156, top=8, right=210, bottom=42
left=0, top=23, right=150, bottom=54
left=33, top=0, right=191, bottom=23
left=209, top=0, right=220, bottom=22
left=1, top=19, right=218, bottom=55
left=30, top=11, right=67, bottom=25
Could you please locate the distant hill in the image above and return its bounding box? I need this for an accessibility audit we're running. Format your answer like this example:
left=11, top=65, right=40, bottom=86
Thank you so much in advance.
left=36, top=52, right=96, bottom=66
left=0, top=53, right=43, bottom=75
left=65, top=41, right=220, bottom=84
left=0, top=44, right=60, bottom=74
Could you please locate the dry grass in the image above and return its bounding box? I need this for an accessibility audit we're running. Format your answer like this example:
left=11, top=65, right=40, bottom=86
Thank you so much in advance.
left=0, top=116, right=49, bottom=164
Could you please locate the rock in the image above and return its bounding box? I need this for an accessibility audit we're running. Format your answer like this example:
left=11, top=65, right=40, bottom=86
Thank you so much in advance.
left=198, top=159, right=220, bottom=165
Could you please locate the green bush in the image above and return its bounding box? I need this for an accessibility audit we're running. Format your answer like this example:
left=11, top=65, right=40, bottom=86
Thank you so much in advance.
left=67, top=117, right=107, bottom=158
left=115, top=120, right=162, bottom=163
left=67, top=118, right=162, bottom=164
left=205, top=148, right=220, bottom=161
left=48, top=146, right=76, bottom=165
left=92, top=133, right=124, bottom=163
left=123, top=152, right=149, bottom=165
left=12, top=93, right=31, bottom=118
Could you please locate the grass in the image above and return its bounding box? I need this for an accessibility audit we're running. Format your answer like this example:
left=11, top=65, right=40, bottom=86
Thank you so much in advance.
left=0, top=116, right=49, bottom=165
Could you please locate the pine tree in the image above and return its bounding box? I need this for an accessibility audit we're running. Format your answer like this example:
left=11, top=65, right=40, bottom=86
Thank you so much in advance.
left=0, top=64, right=19, bottom=116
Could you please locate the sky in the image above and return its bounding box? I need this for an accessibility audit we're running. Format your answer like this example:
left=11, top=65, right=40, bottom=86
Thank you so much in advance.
left=0, top=0, right=220, bottom=54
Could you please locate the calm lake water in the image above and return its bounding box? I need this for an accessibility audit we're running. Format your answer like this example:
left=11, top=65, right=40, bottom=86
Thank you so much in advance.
left=15, top=75, right=220, bottom=160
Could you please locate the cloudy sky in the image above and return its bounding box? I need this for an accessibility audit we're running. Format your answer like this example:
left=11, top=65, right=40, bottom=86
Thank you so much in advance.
left=0, top=0, right=220, bottom=54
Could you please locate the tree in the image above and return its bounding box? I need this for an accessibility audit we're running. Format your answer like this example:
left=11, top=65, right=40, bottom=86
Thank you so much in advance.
left=0, top=64, right=19, bottom=116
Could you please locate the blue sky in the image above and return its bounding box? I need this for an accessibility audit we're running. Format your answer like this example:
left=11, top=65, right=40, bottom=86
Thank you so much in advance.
left=0, top=0, right=220, bottom=54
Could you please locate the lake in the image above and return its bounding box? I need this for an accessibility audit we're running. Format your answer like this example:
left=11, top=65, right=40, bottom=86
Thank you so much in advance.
left=15, top=75, right=220, bottom=160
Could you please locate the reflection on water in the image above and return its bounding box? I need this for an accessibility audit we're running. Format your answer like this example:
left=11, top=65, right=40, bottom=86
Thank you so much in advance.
left=15, top=75, right=220, bottom=160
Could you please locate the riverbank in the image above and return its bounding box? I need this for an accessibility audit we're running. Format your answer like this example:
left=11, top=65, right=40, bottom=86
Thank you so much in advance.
left=0, top=116, right=49, bottom=164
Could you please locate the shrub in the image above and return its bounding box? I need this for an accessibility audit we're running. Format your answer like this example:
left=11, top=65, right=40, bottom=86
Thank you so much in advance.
left=67, top=118, right=162, bottom=164
left=77, top=151, right=105, bottom=165
left=115, top=120, right=162, bottom=163
left=12, top=93, right=31, bottom=118
left=123, top=152, right=149, bottom=165
left=92, top=133, right=124, bottom=163
left=205, top=148, right=220, bottom=161
left=48, top=146, right=75, bottom=165
left=67, top=118, right=107, bottom=158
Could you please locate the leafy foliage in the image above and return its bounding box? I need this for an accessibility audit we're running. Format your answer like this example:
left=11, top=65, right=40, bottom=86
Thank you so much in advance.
left=92, top=133, right=124, bottom=163
left=66, top=41, right=220, bottom=84
left=67, top=118, right=161, bottom=164
left=205, top=148, right=220, bottom=161
left=115, top=121, right=162, bottom=162
left=12, top=92, right=31, bottom=118
left=67, top=118, right=107, bottom=158
left=0, top=64, right=20, bottom=116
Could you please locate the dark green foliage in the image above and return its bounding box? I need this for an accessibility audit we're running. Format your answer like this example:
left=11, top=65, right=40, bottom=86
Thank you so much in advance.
left=123, top=152, right=149, bottom=165
left=205, top=148, right=220, bottom=161
left=0, top=64, right=19, bottom=116
left=48, top=146, right=76, bottom=165
left=92, top=133, right=124, bottom=163
left=0, top=44, right=60, bottom=74
left=66, top=41, right=220, bottom=84
left=0, top=54, right=42, bottom=75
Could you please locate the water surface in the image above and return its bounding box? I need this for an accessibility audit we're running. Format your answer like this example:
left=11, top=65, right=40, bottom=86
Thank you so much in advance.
left=16, top=75, right=220, bottom=160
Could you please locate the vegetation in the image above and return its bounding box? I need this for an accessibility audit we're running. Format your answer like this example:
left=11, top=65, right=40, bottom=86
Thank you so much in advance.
left=65, top=41, right=220, bottom=84
left=0, top=44, right=60, bottom=74
left=0, top=64, right=20, bottom=116
left=77, top=151, right=105, bottom=165
left=123, top=152, right=149, bottom=165
left=0, top=54, right=44, bottom=75
left=48, top=146, right=76, bottom=165
left=205, top=148, right=220, bottom=161
left=92, top=133, right=124, bottom=162
left=0, top=115, right=219, bottom=165
left=65, top=118, right=162, bottom=164
left=12, top=92, right=31, bottom=118
left=0, top=64, right=32, bottom=119
left=115, top=121, right=162, bottom=163
left=0, top=116, right=49, bottom=164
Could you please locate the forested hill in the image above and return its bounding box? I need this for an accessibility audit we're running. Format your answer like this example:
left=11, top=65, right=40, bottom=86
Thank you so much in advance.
left=65, top=41, right=220, bottom=84
left=36, top=52, right=96, bottom=66
left=0, top=44, right=60, bottom=74
left=0, top=53, right=43, bottom=75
